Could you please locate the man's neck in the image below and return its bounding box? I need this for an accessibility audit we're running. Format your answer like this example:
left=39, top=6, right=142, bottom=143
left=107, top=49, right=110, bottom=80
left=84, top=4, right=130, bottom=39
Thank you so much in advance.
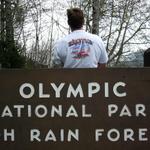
left=71, top=28, right=83, bottom=32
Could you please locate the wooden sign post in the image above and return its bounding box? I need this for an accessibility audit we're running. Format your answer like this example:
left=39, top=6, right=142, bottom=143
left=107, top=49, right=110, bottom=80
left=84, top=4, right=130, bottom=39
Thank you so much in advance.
left=0, top=69, right=150, bottom=150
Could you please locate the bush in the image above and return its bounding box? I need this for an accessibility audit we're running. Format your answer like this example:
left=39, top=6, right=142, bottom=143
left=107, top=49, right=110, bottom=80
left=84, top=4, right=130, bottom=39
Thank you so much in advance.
left=0, top=41, right=25, bottom=68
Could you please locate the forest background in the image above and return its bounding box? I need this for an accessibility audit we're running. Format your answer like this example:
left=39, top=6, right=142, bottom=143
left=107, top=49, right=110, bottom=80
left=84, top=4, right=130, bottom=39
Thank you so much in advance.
left=0, top=0, right=150, bottom=68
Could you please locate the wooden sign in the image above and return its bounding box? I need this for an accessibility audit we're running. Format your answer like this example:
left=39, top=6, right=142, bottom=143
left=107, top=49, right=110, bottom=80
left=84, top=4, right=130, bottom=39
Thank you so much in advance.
left=0, top=68, right=150, bottom=150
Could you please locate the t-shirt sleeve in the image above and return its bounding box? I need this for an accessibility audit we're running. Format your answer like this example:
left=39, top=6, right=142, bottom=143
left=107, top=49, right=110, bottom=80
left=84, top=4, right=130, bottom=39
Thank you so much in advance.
left=98, top=38, right=108, bottom=64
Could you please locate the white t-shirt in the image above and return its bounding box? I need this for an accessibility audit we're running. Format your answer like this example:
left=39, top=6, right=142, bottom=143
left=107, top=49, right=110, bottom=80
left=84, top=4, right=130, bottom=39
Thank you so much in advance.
left=53, top=30, right=108, bottom=68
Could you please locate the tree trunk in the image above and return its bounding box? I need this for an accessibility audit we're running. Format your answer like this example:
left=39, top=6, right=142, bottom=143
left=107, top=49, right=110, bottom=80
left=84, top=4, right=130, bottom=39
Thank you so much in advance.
left=92, top=0, right=100, bottom=34
left=1, top=0, right=5, bottom=42
left=0, top=0, right=25, bottom=68
left=92, top=0, right=105, bottom=35
left=5, top=0, right=15, bottom=46
left=0, top=0, right=6, bottom=67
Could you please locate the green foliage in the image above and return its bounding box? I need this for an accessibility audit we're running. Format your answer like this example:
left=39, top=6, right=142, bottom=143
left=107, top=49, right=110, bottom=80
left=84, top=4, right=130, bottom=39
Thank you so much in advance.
left=0, top=41, right=25, bottom=68
left=25, top=58, right=48, bottom=69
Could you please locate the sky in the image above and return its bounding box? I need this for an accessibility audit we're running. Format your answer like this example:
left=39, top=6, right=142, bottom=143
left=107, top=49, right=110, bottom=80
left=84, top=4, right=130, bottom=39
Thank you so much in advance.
left=22, top=0, right=71, bottom=50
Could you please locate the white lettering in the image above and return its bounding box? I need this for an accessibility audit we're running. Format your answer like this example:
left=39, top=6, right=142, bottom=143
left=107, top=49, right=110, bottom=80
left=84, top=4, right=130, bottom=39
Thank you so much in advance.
left=68, top=129, right=79, bottom=141
left=95, top=129, right=104, bottom=141
left=108, top=104, right=118, bottom=117
left=107, top=129, right=120, bottom=142
left=120, top=105, right=132, bottom=117
left=88, top=82, right=100, bottom=97
left=113, top=82, right=126, bottom=97
left=35, top=105, right=48, bottom=118
left=28, top=105, right=32, bottom=117
left=30, top=129, right=41, bottom=142
left=51, top=105, right=62, bottom=117
left=82, top=105, right=92, bottom=117
left=1, top=106, right=13, bottom=117
left=51, top=83, right=65, bottom=98
left=39, top=83, right=50, bottom=98
left=4, top=129, right=15, bottom=141
left=104, top=82, right=109, bottom=98
left=124, top=129, right=135, bottom=141
left=139, top=128, right=148, bottom=141
left=136, top=104, right=146, bottom=117
left=67, top=84, right=84, bottom=98
left=45, top=130, right=57, bottom=142
left=19, top=83, right=35, bottom=99
left=14, top=105, right=24, bottom=117
left=66, top=105, right=78, bottom=117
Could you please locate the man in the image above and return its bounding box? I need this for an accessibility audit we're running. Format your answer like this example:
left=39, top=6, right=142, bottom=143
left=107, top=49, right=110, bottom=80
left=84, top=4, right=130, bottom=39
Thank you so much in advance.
left=52, top=8, right=108, bottom=68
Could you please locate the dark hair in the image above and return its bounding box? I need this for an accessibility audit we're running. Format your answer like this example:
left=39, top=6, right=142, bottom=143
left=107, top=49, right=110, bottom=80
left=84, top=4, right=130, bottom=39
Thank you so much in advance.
left=67, top=8, right=84, bottom=30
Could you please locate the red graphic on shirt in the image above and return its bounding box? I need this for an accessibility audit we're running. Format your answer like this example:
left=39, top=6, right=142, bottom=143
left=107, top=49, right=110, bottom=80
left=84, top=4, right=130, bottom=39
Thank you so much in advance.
left=72, top=50, right=90, bottom=59
left=69, top=38, right=92, bottom=59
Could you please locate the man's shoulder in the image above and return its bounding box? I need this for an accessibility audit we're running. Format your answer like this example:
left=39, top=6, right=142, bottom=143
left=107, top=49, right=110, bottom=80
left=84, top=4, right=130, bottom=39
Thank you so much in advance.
left=83, top=32, right=102, bottom=40
left=56, top=37, right=68, bottom=45
left=56, top=31, right=102, bottom=44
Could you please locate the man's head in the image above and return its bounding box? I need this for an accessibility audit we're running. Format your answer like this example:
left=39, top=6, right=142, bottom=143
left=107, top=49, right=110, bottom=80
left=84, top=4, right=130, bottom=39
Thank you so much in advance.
left=67, top=8, right=84, bottom=31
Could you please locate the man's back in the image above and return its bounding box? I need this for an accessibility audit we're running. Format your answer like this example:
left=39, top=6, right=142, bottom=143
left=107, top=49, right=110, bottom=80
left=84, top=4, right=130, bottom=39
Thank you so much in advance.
left=53, top=30, right=108, bottom=68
